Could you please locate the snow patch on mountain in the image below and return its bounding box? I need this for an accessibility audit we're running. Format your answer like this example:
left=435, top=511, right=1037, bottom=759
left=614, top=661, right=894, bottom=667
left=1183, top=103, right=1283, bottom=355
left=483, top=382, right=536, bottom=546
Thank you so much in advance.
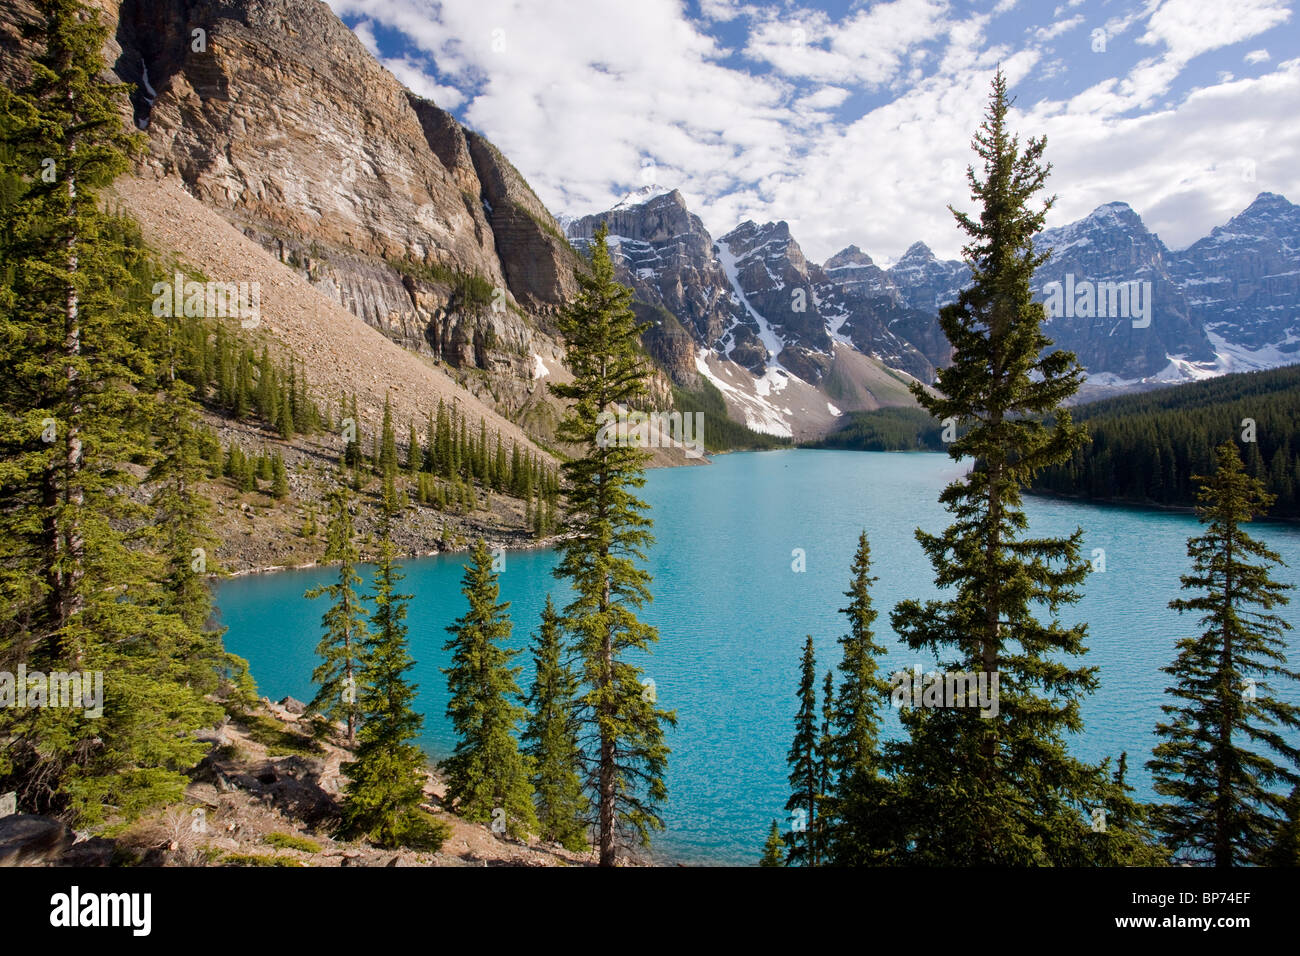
left=613, top=184, right=674, bottom=210
left=694, top=352, right=793, bottom=437
left=716, top=238, right=788, bottom=371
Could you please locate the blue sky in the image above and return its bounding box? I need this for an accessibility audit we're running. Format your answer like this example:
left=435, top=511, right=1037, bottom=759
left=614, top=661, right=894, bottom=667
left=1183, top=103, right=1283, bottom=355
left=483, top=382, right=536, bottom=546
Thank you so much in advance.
left=325, top=0, right=1299, bottom=262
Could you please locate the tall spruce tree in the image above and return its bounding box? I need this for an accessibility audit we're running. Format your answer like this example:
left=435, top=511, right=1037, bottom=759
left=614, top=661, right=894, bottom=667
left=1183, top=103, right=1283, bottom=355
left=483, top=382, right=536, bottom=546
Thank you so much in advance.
left=760, top=820, right=785, bottom=867
left=0, top=0, right=224, bottom=821
left=304, top=483, right=367, bottom=745
left=441, top=538, right=538, bottom=839
left=340, top=499, right=433, bottom=848
left=522, top=595, right=589, bottom=851
left=1260, top=786, right=1300, bottom=866
left=548, top=223, right=675, bottom=866
left=824, top=531, right=896, bottom=864
left=784, top=636, right=821, bottom=866
left=1149, top=440, right=1299, bottom=865
left=888, top=70, right=1134, bottom=864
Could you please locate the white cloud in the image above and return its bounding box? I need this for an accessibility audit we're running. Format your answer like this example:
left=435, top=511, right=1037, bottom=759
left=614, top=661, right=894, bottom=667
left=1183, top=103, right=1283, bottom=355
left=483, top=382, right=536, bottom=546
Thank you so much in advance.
left=742, top=0, right=953, bottom=88
left=322, top=0, right=1300, bottom=266
left=1032, top=14, right=1084, bottom=42
left=381, top=55, right=465, bottom=110
left=1245, top=48, right=1272, bottom=64
left=352, top=19, right=379, bottom=55
left=1137, top=0, right=1291, bottom=64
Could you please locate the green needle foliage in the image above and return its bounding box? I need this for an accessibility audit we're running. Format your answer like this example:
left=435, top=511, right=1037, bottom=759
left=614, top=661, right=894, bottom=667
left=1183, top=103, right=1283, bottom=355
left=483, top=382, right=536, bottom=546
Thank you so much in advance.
left=824, top=531, right=897, bottom=865
left=887, top=70, right=1149, bottom=864
left=340, top=502, right=435, bottom=849
left=305, top=482, right=367, bottom=746
left=442, top=538, right=538, bottom=840
left=549, top=223, right=675, bottom=866
left=522, top=595, right=589, bottom=851
left=760, top=819, right=785, bottom=867
left=1149, top=440, right=1299, bottom=866
left=784, top=635, right=821, bottom=866
left=0, top=0, right=230, bottom=823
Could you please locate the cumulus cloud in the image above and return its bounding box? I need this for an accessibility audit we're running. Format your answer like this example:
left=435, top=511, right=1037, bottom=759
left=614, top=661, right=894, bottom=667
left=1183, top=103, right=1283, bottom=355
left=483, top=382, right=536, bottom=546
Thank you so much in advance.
left=1032, top=14, right=1084, bottom=42
left=323, top=0, right=1300, bottom=264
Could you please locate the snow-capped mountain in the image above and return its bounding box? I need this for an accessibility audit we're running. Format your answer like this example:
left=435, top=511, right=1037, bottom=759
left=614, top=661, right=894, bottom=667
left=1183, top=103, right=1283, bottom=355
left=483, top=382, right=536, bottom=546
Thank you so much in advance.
left=566, top=189, right=1300, bottom=436
left=1172, top=192, right=1300, bottom=370
left=567, top=193, right=924, bottom=439
left=1031, top=202, right=1212, bottom=383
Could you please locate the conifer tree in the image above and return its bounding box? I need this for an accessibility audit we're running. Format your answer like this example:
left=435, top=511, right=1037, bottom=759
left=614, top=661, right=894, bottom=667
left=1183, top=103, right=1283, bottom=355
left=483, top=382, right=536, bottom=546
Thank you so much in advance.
left=340, top=499, right=432, bottom=848
left=343, top=392, right=362, bottom=470
left=888, top=69, right=1121, bottom=864
left=1149, top=440, right=1299, bottom=865
left=522, top=595, right=589, bottom=851
left=784, top=636, right=820, bottom=866
left=271, top=453, right=289, bottom=499
left=304, top=483, right=367, bottom=745
left=817, top=669, right=835, bottom=835
left=1259, top=786, right=1300, bottom=866
left=824, top=531, right=896, bottom=863
left=425, top=408, right=438, bottom=474
left=441, top=539, right=538, bottom=838
left=0, top=0, right=224, bottom=820
left=760, top=820, right=785, bottom=867
left=549, top=223, right=675, bottom=865
left=406, top=420, right=420, bottom=477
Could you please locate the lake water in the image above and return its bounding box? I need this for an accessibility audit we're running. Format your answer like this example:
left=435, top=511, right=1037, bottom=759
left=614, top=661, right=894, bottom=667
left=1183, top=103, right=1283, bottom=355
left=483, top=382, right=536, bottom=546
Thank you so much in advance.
left=213, top=449, right=1300, bottom=865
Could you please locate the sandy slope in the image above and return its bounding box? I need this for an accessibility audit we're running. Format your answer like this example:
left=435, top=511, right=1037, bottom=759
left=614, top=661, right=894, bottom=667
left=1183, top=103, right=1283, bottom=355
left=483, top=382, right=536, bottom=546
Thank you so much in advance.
left=111, top=173, right=553, bottom=460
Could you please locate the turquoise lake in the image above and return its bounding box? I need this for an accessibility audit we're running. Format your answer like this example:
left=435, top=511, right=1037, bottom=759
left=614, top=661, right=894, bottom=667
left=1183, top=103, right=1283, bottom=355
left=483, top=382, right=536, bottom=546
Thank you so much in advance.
left=213, top=449, right=1300, bottom=865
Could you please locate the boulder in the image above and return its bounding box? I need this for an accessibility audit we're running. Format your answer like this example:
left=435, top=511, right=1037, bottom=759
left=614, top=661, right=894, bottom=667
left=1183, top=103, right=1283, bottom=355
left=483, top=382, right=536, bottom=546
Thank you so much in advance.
left=0, top=815, right=73, bottom=867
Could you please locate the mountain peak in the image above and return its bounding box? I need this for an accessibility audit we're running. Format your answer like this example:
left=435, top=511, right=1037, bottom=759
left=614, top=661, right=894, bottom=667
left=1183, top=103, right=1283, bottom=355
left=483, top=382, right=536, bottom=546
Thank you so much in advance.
left=1083, top=201, right=1145, bottom=229
left=612, top=184, right=681, bottom=210
left=898, top=241, right=935, bottom=263
left=825, top=245, right=874, bottom=270
left=1237, top=191, right=1297, bottom=219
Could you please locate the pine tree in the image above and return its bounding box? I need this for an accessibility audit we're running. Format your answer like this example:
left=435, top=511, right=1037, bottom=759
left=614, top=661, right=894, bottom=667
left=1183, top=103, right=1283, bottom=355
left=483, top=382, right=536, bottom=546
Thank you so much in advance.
left=304, top=483, right=367, bottom=746
left=784, top=636, right=820, bottom=866
left=824, top=531, right=895, bottom=864
left=522, top=595, right=589, bottom=851
left=1259, top=786, right=1300, bottom=866
left=548, top=223, right=676, bottom=865
left=340, top=499, right=437, bottom=849
left=887, top=69, right=1122, bottom=864
left=271, top=452, right=289, bottom=499
left=406, top=420, right=420, bottom=477
left=0, top=0, right=224, bottom=821
left=276, top=385, right=294, bottom=439
left=760, top=820, right=785, bottom=867
left=816, top=669, right=834, bottom=853
left=441, top=538, right=538, bottom=839
left=1149, top=440, right=1299, bottom=865
left=425, top=409, right=438, bottom=475
left=343, top=392, right=361, bottom=470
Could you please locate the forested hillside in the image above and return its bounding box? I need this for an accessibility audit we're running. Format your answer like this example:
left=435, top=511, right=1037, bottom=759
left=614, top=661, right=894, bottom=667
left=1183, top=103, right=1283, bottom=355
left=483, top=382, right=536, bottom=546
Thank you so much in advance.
left=1030, top=365, right=1300, bottom=517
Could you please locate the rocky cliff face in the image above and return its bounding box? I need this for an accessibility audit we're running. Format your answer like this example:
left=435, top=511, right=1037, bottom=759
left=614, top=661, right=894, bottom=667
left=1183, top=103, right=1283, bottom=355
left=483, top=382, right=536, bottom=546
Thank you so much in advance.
left=567, top=191, right=930, bottom=438
left=0, top=0, right=595, bottom=438
left=9, top=1, right=576, bottom=366
left=1032, top=202, right=1212, bottom=380
left=567, top=188, right=739, bottom=386
left=1172, top=192, right=1300, bottom=360
left=716, top=219, right=839, bottom=382
left=815, top=246, right=936, bottom=380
